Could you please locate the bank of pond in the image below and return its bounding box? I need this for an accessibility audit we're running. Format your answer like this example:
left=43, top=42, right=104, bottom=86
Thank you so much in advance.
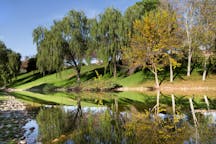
left=0, top=91, right=216, bottom=144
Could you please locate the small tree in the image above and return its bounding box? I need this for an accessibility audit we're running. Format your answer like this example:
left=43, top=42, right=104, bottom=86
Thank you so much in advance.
left=123, top=9, right=180, bottom=88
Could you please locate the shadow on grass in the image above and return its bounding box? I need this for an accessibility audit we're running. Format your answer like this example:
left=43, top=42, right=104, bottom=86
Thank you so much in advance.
left=61, top=67, right=108, bottom=87
left=81, top=67, right=105, bottom=81
left=10, top=92, right=58, bottom=105
left=10, top=72, right=43, bottom=87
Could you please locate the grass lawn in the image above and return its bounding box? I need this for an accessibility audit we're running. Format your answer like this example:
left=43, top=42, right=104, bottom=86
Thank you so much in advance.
left=11, top=64, right=103, bottom=89
left=11, top=64, right=216, bottom=91
left=5, top=64, right=216, bottom=106
left=10, top=91, right=101, bottom=106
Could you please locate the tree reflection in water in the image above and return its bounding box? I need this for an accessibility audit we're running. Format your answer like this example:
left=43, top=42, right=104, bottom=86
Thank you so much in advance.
left=36, top=98, right=216, bottom=144
left=36, top=98, right=83, bottom=143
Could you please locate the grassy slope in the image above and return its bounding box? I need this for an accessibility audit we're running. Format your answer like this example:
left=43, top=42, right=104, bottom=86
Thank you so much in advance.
left=12, top=64, right=103, bottom=89
left=10, top=91, right=98, bottom=106
left=6, top=64, right=216, bottom=106
left=12, top=64, right=216, bottom=91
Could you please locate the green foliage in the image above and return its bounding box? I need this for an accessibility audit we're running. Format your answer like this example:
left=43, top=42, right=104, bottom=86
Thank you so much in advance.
left=36, top=107, right=72, bottom=143
left=124, top=110, right=192, bottom=144
left=123, top=8, right=181, bottom=86
left=0, top=40, right=21, bottom=86
left=33, top=26, right=64, bottom=73
left=123, top=0, right=159, bottom=46
left=33, top=10, right=88, bottom=81
left=89, top=8, right=124, bottom=77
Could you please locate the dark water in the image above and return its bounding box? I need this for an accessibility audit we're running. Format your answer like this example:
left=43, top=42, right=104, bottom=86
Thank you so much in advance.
left=2, top=91, right=216, bottom=144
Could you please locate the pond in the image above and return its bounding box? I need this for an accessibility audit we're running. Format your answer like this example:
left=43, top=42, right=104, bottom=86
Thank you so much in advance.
left=0, top=91, right=216, bottom=144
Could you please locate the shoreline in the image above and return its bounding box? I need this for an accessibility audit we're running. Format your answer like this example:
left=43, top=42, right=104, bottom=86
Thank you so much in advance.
left=3, top=85, right=216, bottom=92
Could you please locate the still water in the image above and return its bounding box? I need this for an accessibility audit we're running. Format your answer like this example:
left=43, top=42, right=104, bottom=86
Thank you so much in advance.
left=1, top=91, right=216, bottom=144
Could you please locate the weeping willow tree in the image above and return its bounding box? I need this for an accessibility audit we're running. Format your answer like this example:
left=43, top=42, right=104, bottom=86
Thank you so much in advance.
left=59, top=10, right=88, bottom=81
left=33, top=26, right=49, bottom=73
left=33, top=27, right=64, bottom=74
left=33, top=10, right=88, bottom=81
left=90, top=8, right=124, bottom=78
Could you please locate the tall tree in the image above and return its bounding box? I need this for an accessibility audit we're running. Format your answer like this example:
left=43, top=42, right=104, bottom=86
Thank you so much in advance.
left=160, top=1, right=183, bottom=82
left=33, top=10, right=88, bottom=82
left=197, top=0, right=216, bottom=81
left=123, top=9, right=180, bottom=88
left=33, top=26, right=49, bottom=73
left=94, top=8, right=124, bottom=77
left=60, top=10, right=88, bottom=81
left=86, top=18, right=100, bottom=63
left=123, top=0, right=159, bottom=74
left=37, top=29, right=64, bottom=73
left=181, top=0, right=199, bottom=77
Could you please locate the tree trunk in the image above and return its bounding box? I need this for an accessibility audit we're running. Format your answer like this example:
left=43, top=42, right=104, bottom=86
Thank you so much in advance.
left=113, top=61, right=117, bottom=78
left=156, top=90, right=160, bottom=115
left=76, top=68, right=81, bottom=82
left=204, top=95, right=209, bottom=110
left=189, top=98, right=198, bottom=127
left=71, top=58, right=81, bottom=82
left=154, top=66, right=160, bottom=89
left=73, top=97, right=82, bottom=122
left=187, top=51, right=192, bottom=77
left=185, top=14, right=192, bottom=77
left=171, top=94, right=175, bottom=115
left=113, top=54, right=117, bottom=78
left=170, top=60, right=173, bottom=82
left=202, top=57, right=207, bottom=81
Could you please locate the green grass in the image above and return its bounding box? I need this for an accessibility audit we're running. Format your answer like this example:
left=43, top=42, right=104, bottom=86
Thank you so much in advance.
left=10, top=91, right=100, bottom=106
left=6, top=64, right=216, bottom=107
left=117, top=71, right=147, bottom=86
left=10, top=64, right=159, bottom=91
left=11, top=64, right=103, bottom=89
left=11, top=64, right=216, bottom=91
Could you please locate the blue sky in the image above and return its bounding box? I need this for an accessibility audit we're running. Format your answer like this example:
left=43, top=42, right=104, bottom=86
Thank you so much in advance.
left=0, top=0, right=140, bottom=59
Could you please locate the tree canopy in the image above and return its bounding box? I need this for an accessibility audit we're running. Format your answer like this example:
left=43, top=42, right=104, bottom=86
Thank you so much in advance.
left=0, top=41, right=21, bottom=86
left=33, top=10, right=88, bottom=81
left=123, top=9, right=181, bottom=87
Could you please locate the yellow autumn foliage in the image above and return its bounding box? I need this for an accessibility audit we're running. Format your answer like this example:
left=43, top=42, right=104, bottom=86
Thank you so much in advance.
left=123, top=8, right=182, bottom=72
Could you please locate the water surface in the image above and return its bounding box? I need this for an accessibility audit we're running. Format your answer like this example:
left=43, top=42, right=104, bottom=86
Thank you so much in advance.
left=1, top=91, right=216, bottom=143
